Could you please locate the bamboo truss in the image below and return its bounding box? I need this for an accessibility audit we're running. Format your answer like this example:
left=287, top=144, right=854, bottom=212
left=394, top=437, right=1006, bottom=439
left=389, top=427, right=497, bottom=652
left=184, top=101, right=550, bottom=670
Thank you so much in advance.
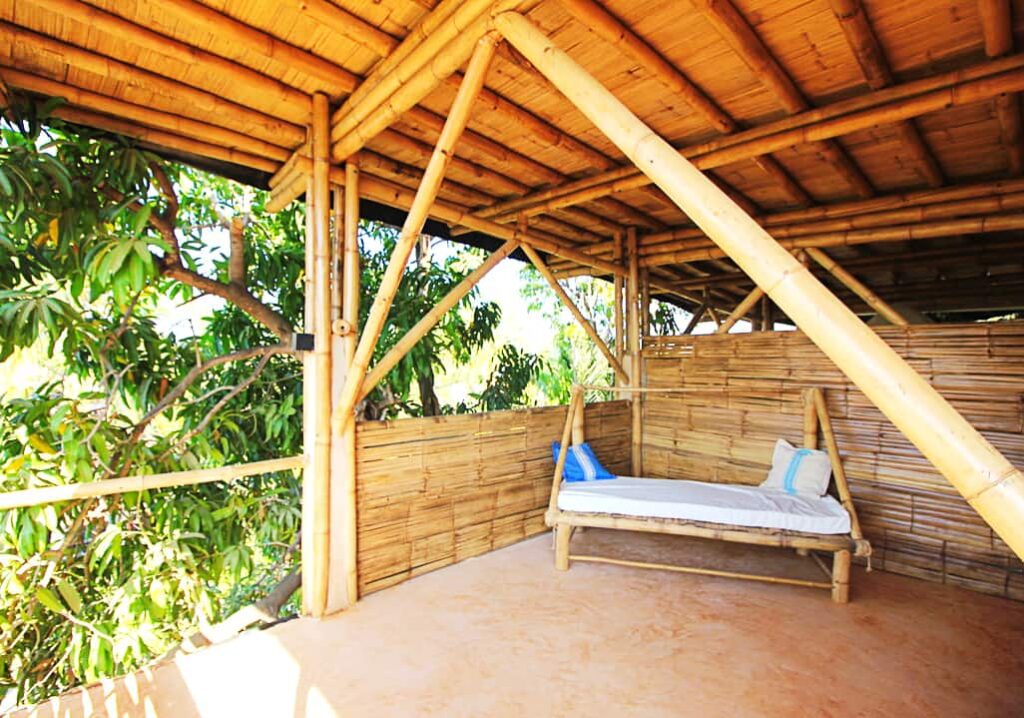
left=494, top=11, right=1024, bottom=561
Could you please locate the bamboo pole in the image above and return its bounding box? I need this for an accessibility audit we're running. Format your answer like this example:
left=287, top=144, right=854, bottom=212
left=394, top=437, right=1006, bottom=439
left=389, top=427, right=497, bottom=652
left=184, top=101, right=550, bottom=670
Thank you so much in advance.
left=717, top=287, right=764, bottom=334
left=152, top=0, right=360, bottom=92
left=613, top=232, right=625, bottom=371
left=683, top=304, right=706, bottom=335
left=0, top=69, right=290, bottom=161
left=304, top=93, right=333, bottom=618
left=338, top=160, right=361, bottom=609
left=360, top=239, right=518, bottom=400
left=627, top=228, right=642, bottom=476
left=640, top=269, right=651, bottom=338
left=23, top=0, right=311, bottom=125
left=521, top=243, right=629, bottom=384
left=548, top=182, right=1024, bottom=267
left=0, top=457, right=303, bottom=511
left=812, top=389, right=864, bottom=542
left=472, top=51, right=1024, bottom=221
left=571, top=388, right=586, bottom=447
left=332, top=36, right=497, bottom=435
left=641, top=213, right=1024, bottom=266
left=547, top=386, right=581, bottom=519
left=802, top=388, right=819, bottom=450
left=803, top=247, right=908, bottom=326
left=826, top=0, right=943, bottom=187
left=496, top=11, right=1024, bottom=561
left=568, top=554, right=834, bottom=590
left=51, top=107, right=278, bottom=174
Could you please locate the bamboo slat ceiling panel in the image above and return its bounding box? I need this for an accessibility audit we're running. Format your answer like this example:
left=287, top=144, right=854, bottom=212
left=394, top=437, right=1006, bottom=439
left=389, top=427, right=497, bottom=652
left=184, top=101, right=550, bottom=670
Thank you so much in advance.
left=355, top=401, right=631, bottom=595
left=641, top=324, right=1024, bottom=600
left=2, top=0, right=1023, bottom=314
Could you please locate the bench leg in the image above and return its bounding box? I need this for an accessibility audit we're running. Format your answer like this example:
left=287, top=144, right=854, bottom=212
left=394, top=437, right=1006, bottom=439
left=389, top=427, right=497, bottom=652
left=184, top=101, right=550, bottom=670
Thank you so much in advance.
left=555, top=523, right=572, bottom=571
left=831, top=550, right=851, bottom=603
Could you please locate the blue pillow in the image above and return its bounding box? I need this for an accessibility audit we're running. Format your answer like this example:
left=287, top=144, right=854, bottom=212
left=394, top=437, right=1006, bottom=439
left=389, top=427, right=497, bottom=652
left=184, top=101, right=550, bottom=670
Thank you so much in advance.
left=551, top=441, right=616, bottom=482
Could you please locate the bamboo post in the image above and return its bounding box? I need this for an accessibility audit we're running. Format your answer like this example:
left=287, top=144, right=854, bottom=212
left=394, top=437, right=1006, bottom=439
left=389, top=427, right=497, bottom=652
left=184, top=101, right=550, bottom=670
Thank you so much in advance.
left=548, top=386, right=581, bottom=519
left=803, top=247, right=909, bottom=326
left=331, top=159, right=361, bottom=610
left=300, top=93, right=333, bottom=619
left=803, top=388, right=819, bottom=450
left=831, top=549, right=852, bottom=604
left=495, top=11, right=1024, bottom=560
left=812, top=389, right=865, bottom=541
left=571, top=389, right=586, bottom=446
left=521, top=244, right=630, bottom=384
left=613, top=232, right=625, bottom=371
left=717, top=286, right=765, bottom=334
left=640, top=269, right=651, bottom=338
left=760, top=295, right=772, bottom=331
left=360, top=239, right=518, bottom=400
left=627, top=228, right=643, bottom=476
left=332, top=36, right=497, bottom=434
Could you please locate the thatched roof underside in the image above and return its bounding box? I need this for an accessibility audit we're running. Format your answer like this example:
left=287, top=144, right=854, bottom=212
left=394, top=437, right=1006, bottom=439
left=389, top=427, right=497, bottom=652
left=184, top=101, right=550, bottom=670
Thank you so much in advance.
left=3, top=0, right=1023, bottom=319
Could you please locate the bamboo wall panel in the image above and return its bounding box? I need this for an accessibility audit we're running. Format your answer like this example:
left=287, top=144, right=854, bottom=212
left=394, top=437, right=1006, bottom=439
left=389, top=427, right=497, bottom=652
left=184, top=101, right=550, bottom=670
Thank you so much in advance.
left=642, top=323, right=1024, bottom=600
left=355, top=400, right=631, bottom=595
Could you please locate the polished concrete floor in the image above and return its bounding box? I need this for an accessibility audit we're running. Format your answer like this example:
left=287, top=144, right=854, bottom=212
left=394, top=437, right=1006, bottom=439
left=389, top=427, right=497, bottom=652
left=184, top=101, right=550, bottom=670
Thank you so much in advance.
left=20, top=530, right=1024, bottom=717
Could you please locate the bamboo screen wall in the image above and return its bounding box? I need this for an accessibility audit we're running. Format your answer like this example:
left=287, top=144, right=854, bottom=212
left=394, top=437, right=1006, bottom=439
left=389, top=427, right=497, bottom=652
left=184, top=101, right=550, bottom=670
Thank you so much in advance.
left=642, top=323, right=1024, bottom=600
left=354, top=400, right=631, bottom=595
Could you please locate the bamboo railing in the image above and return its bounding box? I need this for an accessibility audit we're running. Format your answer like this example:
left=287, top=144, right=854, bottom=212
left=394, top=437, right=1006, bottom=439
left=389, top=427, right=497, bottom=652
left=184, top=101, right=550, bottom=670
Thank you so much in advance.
left=0, top=457, right=304, bottom=511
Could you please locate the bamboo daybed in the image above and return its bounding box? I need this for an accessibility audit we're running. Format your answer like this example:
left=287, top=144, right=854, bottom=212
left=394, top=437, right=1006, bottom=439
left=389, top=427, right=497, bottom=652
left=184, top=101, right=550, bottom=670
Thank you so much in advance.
left=547, top=386, right=872, bottom=603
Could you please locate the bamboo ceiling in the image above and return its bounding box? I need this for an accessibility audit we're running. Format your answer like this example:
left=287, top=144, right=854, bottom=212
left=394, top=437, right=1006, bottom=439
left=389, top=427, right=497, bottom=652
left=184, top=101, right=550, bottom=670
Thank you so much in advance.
left=2, top=0, right=1023, bottom=317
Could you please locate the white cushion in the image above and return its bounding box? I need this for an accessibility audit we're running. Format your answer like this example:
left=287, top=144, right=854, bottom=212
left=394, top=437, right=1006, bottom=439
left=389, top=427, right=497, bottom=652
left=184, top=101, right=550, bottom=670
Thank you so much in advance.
left=558, top=477, right=851, bottom=534
left=760, top=439, right=832, bottom=497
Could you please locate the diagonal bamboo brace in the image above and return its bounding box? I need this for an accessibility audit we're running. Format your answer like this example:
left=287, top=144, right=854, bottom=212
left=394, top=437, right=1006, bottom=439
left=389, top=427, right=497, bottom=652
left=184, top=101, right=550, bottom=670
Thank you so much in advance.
left=494, top=11, right=1024, bottom=560
left=331, top=34, right=499, bottom=436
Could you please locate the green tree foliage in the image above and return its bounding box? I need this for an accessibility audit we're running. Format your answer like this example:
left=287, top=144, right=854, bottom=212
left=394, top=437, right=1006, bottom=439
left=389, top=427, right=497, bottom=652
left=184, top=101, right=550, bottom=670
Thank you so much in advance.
left=0, top=99, right=539, bottom=707
left=520, top=266, right=681, bottom=404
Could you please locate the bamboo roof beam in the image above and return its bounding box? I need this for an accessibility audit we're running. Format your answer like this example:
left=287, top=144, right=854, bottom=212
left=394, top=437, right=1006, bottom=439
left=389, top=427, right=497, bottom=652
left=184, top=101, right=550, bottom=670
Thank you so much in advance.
left=717, top=286, right=765, bottom=333
left=277, top=0, right=399, bottom=59
left=144, top=0, right=361, bottom=94
left=21, top=0, right=311, bottom=125
left=0, top=22, right=303, bottom=146
left=690, top=0, right=874, bottom=199
left=828, top=0, right=944, bottom=187
left=0, top=68, right=291, bottom=162
left=802, top=247, right=909, bottom=326
left=473, top=53, right=1024, bottom=222
left=496, top=11, right=1024, bottom=558
left=52, top=106, right=278, bottom=173
left=558, top=0, right=811, bottom=208
left=979, top=0, right=1024, bottom=175
left=641, top=213, right=1024, bottom=266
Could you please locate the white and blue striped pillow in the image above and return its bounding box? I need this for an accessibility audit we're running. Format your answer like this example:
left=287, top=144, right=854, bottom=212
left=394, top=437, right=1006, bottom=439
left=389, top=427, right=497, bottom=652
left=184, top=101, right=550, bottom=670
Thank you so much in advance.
left=551, top=442, right=615, bottom=482
left=760, top=439, right=832, bottom=497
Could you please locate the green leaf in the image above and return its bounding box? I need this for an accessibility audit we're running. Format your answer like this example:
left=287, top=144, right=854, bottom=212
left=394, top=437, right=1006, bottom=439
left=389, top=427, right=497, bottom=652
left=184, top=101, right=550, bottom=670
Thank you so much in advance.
left=56, top=578, right=83, bottom=614
left=35, top=586, right=65, bottom=614
left=132, top=205, right=152, bottom=236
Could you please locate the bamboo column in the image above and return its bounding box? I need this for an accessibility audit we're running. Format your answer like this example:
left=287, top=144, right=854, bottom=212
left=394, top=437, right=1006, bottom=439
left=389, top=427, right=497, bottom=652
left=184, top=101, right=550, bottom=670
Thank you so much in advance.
left=613, top=232, right=625, bottom=374
left=332, top=35, right=498, bottom=434
left=627, top=228, right=643, bottom=476
left=495, top=11, right=1024, bottom=560
left=717, top=286, right=765, bottom=333
left=803, top=247, right=908, bottom=326
left=328, top=159, right=361, bottom=612
left=521, top=243, right=629, bottom=384
left=303, top=93, right=333, bottom=618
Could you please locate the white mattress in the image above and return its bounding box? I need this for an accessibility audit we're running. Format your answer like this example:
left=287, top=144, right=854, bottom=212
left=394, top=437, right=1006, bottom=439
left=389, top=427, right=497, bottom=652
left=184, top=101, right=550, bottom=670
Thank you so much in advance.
left=557, top=477, right=851, bottom=535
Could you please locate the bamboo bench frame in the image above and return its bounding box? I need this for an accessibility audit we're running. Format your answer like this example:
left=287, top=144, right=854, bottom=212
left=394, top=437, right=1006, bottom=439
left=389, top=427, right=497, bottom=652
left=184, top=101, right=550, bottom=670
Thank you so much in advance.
left=546, top=385, right=871, bottom=603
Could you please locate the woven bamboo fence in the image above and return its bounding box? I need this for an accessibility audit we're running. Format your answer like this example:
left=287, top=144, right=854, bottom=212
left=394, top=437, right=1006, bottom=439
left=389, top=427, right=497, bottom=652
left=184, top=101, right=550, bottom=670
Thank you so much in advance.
left=354, top=401, right=631, bottom=595
left=642, top=322, right=1024, bottom=600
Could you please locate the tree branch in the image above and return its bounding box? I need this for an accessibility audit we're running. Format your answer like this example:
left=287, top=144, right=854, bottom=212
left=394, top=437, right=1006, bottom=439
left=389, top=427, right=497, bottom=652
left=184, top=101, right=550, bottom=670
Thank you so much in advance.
left=228, top=216, right=246, bottom=287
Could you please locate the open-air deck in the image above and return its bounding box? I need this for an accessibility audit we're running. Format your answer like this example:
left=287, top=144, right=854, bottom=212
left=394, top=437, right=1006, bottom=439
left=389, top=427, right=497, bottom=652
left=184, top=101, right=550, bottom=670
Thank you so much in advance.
left=3, top=0, right=1024, bottom=714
